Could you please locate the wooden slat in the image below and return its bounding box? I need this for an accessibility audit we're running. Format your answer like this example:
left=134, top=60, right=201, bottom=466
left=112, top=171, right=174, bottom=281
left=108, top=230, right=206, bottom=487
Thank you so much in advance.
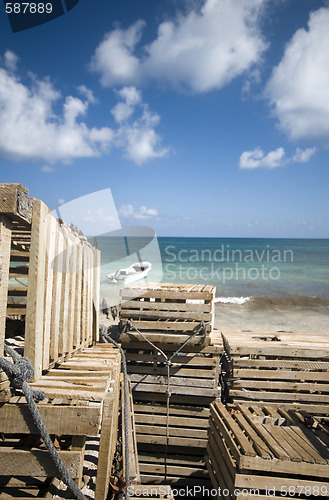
left=73, top=242, right=83, bottom=349
left=234, top=368, right=329, bottom=382
left=93, top=246, right=100, bottom=343
left=25, top=200, right=49, bottom=381
left=121, top=300, right=212, bottom=313
left=67, top=234, right=77, bottom=355
left=59, top=230, right=70, bottom=356
left=94, top=365, right=120, bottom=500
left=6, top=304, right=27, bottom=316
left=0, top=403, right=101, bottom=435
left=120, top=284, right=215, bottom=301
left=0, top=448, right=82, bottom=478
left=50, top=221, right=64, bottom=363
left=121, top=319, right=210, bottom=332
left=0, top=184, right=33, bottom=224
left=7, top=286, right=28, bottom=296
left=121, top=309, right=212, bottom=322
left=42, top=214, right=56, bottom=370
left=230, top=389, right=329, bottom=403
left=131, top=381, right=220, bottom=397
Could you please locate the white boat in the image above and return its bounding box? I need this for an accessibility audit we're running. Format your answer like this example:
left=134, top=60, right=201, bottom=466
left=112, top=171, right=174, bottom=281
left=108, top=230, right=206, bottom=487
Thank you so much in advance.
left=107, top=261, right=152, bottom=284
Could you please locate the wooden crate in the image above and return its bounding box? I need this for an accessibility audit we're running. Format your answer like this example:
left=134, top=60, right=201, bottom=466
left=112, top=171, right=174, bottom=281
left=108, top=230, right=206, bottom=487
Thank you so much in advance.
left=222, top=331, right=329, bottom=408
left=0, top=343, right=121, bottom=500
left=119, top=335, right=223, bottom=495
left=0, top=184, right=100, bottom=388
left=207, top=401, right=329, bottom=499
left=119, top=283, right=215, bottom=342
left=123, top=341, right=222, bottom=399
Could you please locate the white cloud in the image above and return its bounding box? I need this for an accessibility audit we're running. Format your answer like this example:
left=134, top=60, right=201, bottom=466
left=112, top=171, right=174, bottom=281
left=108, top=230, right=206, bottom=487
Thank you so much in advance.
left=4, top=50, right=18, bottom=72
left=292, top=146, right=316, bottom=163
left=77, top=84, right=96, bottom=103
left=239, top=146, right=316, bottom=169
left=239, top=147, right=285, bottom=169
left=89, top=20, right=145, bottom=87
left=119, top=204, right=158, bottom=219
left=90, top=0, right=268, bottom=93
left=40, top=165, right=55, bottom=173
left=111, top=87, right=169, bottom=164
left=58, top=198, right=65, bottom=205
left=265, top=7, right=329, bottom=146
left=111, top=86, right=141, bottom=122
left=0, top=55, right=169, bottom=166
left=0, top=58, right=114, bottom=164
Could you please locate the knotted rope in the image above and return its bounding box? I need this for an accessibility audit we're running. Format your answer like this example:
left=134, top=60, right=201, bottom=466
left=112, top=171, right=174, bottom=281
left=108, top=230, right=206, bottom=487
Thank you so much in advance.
left=0, top=343, right=86, bottom=500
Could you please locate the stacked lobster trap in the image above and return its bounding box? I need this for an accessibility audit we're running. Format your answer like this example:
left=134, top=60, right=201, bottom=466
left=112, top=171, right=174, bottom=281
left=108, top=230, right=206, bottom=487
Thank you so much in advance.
left=221, top=331, right=329, bottom=410
left=0, top=184, right=121, bottom=500
left=118, top=283, right=223, bottom=494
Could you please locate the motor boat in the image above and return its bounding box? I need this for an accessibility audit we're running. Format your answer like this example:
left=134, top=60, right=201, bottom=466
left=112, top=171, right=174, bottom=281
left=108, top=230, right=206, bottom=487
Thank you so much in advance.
left=107, top=261, right=152, bottom=284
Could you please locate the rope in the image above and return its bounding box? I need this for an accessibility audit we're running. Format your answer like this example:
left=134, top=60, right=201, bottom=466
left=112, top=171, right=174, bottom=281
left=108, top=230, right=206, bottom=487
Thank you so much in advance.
left=0, top=344, right=86, bottom=500
left=122, top=319, right=209, bottom=480
left=99, top=325, right=130, bottom=500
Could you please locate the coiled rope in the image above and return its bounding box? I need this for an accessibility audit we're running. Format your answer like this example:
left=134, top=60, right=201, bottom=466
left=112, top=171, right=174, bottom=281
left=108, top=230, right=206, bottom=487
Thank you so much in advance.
left=0, top=343, right=86, bottom=500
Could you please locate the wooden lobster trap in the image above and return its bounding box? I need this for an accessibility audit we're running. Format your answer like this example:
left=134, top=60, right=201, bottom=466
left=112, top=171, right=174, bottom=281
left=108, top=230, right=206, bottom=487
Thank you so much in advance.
left=119, top=283, right=216, bottom=345
left=221, top=331, right=329, bottom=410
left=0, top=184, right=121, bottom=500
left=207, top=401, right=329, bottom=499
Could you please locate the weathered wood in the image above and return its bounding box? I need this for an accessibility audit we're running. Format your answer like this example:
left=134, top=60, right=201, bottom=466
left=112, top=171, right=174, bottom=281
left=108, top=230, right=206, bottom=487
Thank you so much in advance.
left=50, top=221, right=63, bottom=363
left=0, top=184, right=33, bottom=224
left=207, top=402, right=329, bottom=500
left=120, top=331, right=211, bottom=345
left=73, top=242, right=83, bottom=349
left=120, top=283, right=215, bottom=301
left=0, top=216, right=11, bottom=356
left=121, top=300, right=212, bottom=313
left=0, top=447, right=82, bottom=478
left=121, top=308, right=212, bottom=322
left=94, top=374, right=120, bottom=500
left=120, top=283, right=215, bottom=343
left=92, top=246, right=100, bottom=342
left=42, top=213, right=56, bottom=370
left=25, top=200, right=49, bottom=380
left=131, top=381, right=220, bottom=397
left=122, top=381, right=140, bottom=484
left=0, top=403, right=101, bottom=435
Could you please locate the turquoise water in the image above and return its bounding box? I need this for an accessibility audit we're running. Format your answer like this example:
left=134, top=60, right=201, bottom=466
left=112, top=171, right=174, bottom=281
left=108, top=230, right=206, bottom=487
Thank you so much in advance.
left=96, top=236, right=329, bottom=333
left=159, top=237, right=329, bottom=301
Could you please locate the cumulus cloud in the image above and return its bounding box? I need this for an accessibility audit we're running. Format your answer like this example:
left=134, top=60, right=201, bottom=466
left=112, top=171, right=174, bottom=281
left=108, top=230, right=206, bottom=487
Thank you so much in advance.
left=239, top=146, right=315, bottom=169
left=90, top=0, right=268, bottom=93
left=111, top=86, right=169, bottom=164
left=0, top=55, right=169, bottom=166
left=119, top=204, right=158, bottom=219
left=4, top=50, right=19, bottom=72
left=89, top=20, right=145, bottom=87
left=77, top=85, right=96, bottom=103
left=265, top=7, right=329, bottom=146
left=239, top=147, right=285, bottom=169
left=292, top=146, right=316, bottom=163
left=111, top=86, right=141, bottom=122
left=0, top=59, right=114, bottom=164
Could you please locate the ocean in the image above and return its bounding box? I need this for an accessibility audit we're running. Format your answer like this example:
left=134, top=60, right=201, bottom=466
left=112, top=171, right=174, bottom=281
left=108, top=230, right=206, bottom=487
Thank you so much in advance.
left=97, top=236, right=329, bottom=334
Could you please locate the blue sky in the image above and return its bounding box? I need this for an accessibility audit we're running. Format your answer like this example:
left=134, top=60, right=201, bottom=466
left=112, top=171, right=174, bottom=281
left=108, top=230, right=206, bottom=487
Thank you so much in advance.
left=0, top=0, right=329, bottom=237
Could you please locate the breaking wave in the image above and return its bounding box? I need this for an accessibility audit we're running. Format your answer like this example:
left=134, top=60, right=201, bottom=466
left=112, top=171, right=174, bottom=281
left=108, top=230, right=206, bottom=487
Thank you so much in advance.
left=215, top=296, right=329, bottom=308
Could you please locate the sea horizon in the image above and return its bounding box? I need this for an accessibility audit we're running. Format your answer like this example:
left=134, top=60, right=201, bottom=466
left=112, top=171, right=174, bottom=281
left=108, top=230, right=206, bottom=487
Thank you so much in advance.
left=96, top=235, right=329, bottom=334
